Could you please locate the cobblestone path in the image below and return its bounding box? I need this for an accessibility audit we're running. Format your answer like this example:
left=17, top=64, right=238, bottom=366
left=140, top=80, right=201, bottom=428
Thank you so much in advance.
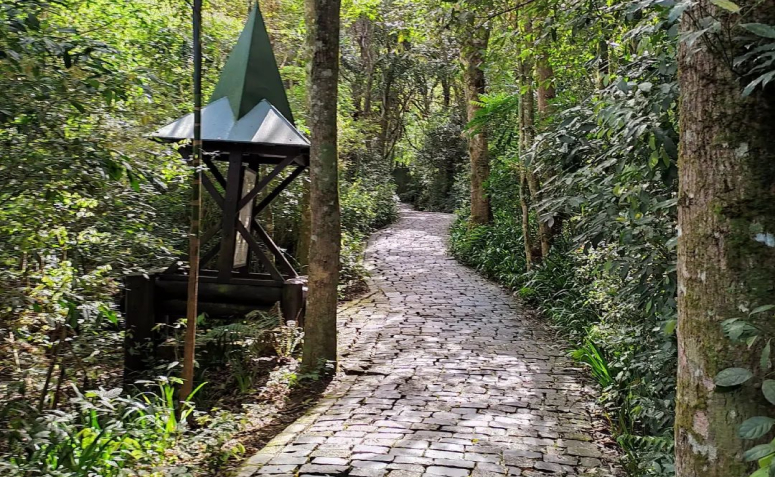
left=239, top=206, right=620, bottom=477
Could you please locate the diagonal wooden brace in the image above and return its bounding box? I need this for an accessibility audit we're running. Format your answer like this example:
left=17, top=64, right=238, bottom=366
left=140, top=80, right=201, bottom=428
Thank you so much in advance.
left=251, top=218, right=298, bottom=277
left=202, top=174, right=224, bottom=208
left=203, top=155, right=227, bottom=188
left=252, top=165, right=306, bottom=219
left=235, top=220, right=284, bottom=283
left=238, top=155, right=297, bottom=209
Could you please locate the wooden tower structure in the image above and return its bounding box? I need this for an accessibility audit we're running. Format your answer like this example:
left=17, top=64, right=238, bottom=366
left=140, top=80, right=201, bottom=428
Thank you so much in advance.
left=124, top=4, right=308, bottom=376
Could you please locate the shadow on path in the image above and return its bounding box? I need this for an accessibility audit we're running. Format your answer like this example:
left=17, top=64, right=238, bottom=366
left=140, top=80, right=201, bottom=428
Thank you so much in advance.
left=238, top=204, right=621, bottom=477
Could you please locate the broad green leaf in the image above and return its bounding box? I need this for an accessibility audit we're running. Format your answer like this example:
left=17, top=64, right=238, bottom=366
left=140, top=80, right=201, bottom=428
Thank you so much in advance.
left=740, top=416, right=775, bottom=440
left=763, top=341, right=772, bottom=370
left=745, top=444, right=775, bottom=462
left=751, top=304, right=775, bottom=315
left=743, top=23, right=775, bottom=39
left=715, top=367, right=753, bottom=387
left=663, top=320, right=677, bottom=336
left=763, top=381, right=775, bottom=405
left=710, top=0, right=741, bottom=12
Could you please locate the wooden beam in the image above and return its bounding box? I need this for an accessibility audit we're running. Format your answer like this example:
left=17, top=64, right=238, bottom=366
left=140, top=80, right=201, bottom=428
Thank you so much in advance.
left=203, top=155, right=227, bottom=188
left=200, top=242, right=220, bottom=268
left=251, top=218, right=298, bottom=277
left=218, top=149, right=243, bottom=282
left=235, top=220, right=284, bottom=283
left=163, top=225, right=220, bottom=274
left=156, top=280, right=283, bottom=304
left=238, top=155, right=297, bottom=209
left=202, top=174, right=224, bottom=208
left=162, top=272, right=281, bottom=287
left=252, top=165, right=306, bottom=218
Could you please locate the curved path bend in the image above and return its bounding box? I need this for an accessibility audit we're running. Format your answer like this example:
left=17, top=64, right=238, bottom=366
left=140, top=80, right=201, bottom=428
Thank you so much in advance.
left=239, top=206, right=620, bottom=477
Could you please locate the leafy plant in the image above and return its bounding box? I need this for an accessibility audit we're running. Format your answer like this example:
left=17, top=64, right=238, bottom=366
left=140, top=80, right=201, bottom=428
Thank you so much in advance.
left=715, top=305, right=775, bottom=477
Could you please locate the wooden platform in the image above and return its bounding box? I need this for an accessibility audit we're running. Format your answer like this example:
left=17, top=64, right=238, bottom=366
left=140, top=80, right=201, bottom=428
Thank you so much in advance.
left=123, top=272, right=306, bottom=380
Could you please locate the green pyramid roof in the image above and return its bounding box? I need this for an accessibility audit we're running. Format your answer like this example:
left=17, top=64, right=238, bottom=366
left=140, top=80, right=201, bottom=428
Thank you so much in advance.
left=210, top=3, right=294, bottom=124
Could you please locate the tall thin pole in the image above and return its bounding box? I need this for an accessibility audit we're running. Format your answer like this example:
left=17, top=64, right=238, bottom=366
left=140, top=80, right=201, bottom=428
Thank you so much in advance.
left=181, top=0, right=203, bottom=402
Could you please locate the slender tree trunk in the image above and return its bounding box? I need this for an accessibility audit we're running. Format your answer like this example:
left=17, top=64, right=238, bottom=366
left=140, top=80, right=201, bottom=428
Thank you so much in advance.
left=533, top=22, right=554, bottom=257
left=518, top=54, right=535, bottom=269
left=301, top=0, right=341, bottom=372
left=595, top=39, right=608, bottom=90
left=675, top=1, right=775, bottom=475
left=520, top=170, right=534, bottom=270
left=441, top=75, right=451, bottom=109
left=378, top=70, right=393, bottom=161
left=536, top=53, right=555, bottom=117
left=517, top=15, right=547, bottom=265
left=181, top=0, right=203, bottom=401
left=460, top=17, right=491, bottom=225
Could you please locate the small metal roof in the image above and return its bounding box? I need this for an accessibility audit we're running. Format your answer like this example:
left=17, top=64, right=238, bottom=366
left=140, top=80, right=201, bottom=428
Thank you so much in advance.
left=152, top=97, right=309, bottom=147
left=151, top=3, right=307, bottom=149
left=210, top=3, right=295, bottom=124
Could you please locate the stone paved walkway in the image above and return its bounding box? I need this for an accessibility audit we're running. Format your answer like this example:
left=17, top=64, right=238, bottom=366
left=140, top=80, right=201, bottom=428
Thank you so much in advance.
left=238, top=206, right=620, bottom=477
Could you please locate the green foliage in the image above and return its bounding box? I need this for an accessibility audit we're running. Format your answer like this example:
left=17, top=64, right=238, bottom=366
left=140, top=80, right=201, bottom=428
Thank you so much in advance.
left=571, top=341, right=614, bottom=389
left=0, top=378, right=235, bottom=477
left=399, top=113, right=468, bottom=212
left=339, top=178, right=399, bottom=291
left=715, top=306, right=775, bottom=477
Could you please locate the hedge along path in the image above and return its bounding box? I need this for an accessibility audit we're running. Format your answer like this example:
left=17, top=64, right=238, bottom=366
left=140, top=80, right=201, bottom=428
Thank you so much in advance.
left=238, top=205, right=621, bottom=477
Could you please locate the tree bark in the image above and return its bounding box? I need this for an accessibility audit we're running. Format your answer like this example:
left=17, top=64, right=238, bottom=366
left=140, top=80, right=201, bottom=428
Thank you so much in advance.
left=297, top=177, right=311, bottom=268
left=520, top=168, right=534, bottom=271
left=460, top=16, right=491, bottom=225
left=517, top=15, right=550, bottom=264
left=595, top=39, right=608, bottom=90
left=181, top=0, right=203, bottom=402
left=441, top=75, right=451, bottom=109
left=533, top=20, right=554, bottom=257
left=675, top=1, right=775, bottom=475
left=536, top=52, right=555, bottom=118
left=301, top=0, right=341, bottom=371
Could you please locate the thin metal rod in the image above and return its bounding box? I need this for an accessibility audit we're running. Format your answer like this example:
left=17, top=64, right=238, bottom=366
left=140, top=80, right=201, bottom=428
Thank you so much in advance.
left=181, top=0, right=203, bottom=403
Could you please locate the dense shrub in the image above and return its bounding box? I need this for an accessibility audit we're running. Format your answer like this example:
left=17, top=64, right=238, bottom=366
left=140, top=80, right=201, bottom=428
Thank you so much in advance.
left=0, top=378, right=241, bottom=477
left=397, top=114, right=468, bottom=213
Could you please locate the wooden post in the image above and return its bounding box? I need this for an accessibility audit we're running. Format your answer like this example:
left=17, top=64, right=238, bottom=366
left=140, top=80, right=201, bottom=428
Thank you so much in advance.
left=281, top=276, right=307, bottom=325
left=180, top=0, right=203, bottom=402
left=124, top=274, right=156, bottom=384
left=218, top=149, right=243, bottom=282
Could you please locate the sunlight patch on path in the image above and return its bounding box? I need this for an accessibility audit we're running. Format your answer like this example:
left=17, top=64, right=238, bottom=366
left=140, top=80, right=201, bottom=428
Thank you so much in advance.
left=238, top=205, right=621, bottom=477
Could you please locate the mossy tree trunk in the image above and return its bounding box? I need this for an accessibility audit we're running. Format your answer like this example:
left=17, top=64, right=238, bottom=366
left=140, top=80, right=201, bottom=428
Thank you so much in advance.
left=301, top=0, right=341, bottom=371
left=459, top=14, right=491, bottom=225
left=675, top=1, right=775, bottom=475
left=533, top=18, right=554, bottom=257
left=518, top=30, right=536, bottom=269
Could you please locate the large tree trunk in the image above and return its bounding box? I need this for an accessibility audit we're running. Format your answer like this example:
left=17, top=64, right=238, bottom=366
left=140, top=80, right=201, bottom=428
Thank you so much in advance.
left=297, top=178, right=311, bottom=268
left=301, top=0, right=341, bottom=371
left=675, top=1, right=775, bottom=475
left=460, top=17, right=491, bottom=225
